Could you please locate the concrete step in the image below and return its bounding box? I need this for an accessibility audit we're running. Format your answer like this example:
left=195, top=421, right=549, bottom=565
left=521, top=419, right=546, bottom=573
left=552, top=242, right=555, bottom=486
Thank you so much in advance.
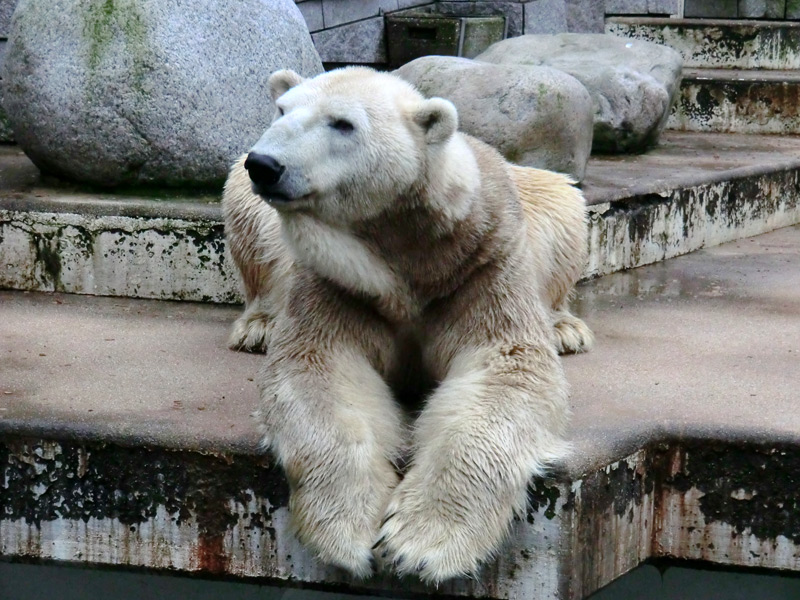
left=3, top=133, right=800, bottom=303
left=606, top=17, right=800, bottom=70
left=1, top=224, right=798, bottom=598
left=668, top=68, right=800, bottom=134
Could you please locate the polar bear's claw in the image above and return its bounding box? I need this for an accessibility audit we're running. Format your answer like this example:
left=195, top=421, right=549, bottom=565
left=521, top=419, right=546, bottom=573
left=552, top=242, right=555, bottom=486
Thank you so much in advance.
left=227, top=313, right=273, bottom=353
left=374, top=478, right=493, bottom=584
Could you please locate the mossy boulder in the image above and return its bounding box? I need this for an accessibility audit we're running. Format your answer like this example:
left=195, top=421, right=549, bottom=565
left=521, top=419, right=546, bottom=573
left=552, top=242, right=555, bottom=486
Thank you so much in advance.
left=2, top=0, right=322, bottom=187
left=477, top=33, right=683, bottom=153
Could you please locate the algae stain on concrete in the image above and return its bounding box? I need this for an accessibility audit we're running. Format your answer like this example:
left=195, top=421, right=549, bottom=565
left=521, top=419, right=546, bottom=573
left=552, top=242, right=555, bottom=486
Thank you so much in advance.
left=82, top=0, right=152, bottom=95
left=31, top=231, right=62, bottom=290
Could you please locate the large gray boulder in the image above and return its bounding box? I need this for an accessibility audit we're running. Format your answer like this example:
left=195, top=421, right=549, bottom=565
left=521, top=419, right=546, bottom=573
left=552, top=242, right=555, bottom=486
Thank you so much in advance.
left=2, top=0, right=322, bottom=187
left=396, top=56, right=594, bottom=181
left=477, top=33, right=683, bottom=153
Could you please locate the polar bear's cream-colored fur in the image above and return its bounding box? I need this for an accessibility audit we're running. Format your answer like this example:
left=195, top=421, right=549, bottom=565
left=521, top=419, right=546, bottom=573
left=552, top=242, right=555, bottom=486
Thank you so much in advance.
left=222, top=67, right=592, bottom=583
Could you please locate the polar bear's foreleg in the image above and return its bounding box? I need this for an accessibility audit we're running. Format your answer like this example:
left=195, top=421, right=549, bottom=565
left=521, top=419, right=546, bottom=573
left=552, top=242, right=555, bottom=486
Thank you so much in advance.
left=260, top=347, right=405, bottom=578
left=227, top=255, right=290, bottom=353
left=223, top=156, right=291, bottom=353
left=375, top=344, right=570, bottom=583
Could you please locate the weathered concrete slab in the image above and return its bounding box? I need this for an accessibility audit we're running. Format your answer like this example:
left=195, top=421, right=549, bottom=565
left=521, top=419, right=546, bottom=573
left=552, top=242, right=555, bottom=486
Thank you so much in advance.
left=582, top=131, right=800, bottom=277
left=669, top=68, right=800, bottom=134
left=1, top=225, right=798, bottom=598
left=0, top=147, right=241, bottom=303
left=607, top=18, right=800, bottom=70
left=4, top=132, right=800, bottom=299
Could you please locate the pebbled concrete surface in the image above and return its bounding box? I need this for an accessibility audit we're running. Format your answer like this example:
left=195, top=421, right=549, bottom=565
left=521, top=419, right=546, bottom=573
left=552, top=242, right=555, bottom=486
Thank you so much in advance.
left=582, top=130, right=800, bottom=204
left=0, top=293, right=262, bottom=454
left=1, top=225, right=798, bottom=476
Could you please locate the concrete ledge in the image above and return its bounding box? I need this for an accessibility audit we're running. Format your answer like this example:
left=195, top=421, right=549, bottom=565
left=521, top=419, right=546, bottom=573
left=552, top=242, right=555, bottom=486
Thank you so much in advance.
left=669, top=69, right=800, bottom=134
left=3, top=132, right=800, bottom=300
left=606, top=17, right=800, bottom=70
left=584, top=167, right=800, bottom=278
left=1, top=225, right=798, bottom=598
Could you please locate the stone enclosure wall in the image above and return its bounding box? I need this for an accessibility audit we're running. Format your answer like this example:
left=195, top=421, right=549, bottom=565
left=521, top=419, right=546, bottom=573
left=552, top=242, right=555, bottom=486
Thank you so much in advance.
left=0, top=0, right=680, bottom=89
left=297, top=0, right=681, bottom=65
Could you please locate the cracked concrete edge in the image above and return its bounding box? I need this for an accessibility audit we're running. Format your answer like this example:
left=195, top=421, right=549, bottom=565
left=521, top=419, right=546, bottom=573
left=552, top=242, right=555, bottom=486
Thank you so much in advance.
left=0, top=192, right=223, bottom=221
left=606, top=17, right=800, bottom=70
left=584, top=167, right=800, bottom=278
left=2, top=159, right=800, bottom=302
left=0, top=208, right=243, bottom=303
left=668, top=76, right=800, bottom=135
left=583, top=158, right=800, bottom=205
left=3, top=435, right=799, bottom=599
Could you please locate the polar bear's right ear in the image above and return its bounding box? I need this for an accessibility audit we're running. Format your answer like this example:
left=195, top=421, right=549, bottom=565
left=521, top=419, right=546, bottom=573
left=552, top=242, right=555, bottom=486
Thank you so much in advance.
left=414, top=98, right=458, bottom=144
left=269, top=70, right=305, bottom=101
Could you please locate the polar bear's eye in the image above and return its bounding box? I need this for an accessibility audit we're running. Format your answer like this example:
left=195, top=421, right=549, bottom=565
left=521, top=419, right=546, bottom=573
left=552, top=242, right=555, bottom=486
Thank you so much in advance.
left=330, top=119, right=355, bottom=134
left=277, top=107, right=285, bottom=117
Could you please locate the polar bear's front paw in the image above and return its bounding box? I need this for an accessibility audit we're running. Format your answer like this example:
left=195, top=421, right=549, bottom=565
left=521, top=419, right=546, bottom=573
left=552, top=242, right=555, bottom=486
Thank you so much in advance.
left=289, top=457, right=400, bottom=579
left=553, top=312, right=594, bottom=354
left=227, top=312, right=273, bottom=353
left=374, top=474, right=503, bottom=584
left=291, top=487, right=377, bottom=578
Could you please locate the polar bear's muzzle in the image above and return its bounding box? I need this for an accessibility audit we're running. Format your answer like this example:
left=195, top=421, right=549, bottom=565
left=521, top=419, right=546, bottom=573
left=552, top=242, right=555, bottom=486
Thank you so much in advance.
left=244, top=152, right=293, bottom=202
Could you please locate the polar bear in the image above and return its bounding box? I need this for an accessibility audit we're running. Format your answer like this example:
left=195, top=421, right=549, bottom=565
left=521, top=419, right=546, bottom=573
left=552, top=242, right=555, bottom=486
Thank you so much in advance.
left=222, top=67, right=592, bottom=583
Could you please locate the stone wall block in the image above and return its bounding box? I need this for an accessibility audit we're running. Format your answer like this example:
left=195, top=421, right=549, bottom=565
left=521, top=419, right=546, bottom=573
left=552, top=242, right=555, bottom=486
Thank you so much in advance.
left=397, top=0, right=435, bottom=8
left=524, top=0, right=568, bottom=34
left=322, top=0, right=398, bottom=28
left=684, top=0, right=739, bottom=17
left=739, top=0, right=786, bottom=18
left=605, top=0, right=648, bottom=14
left=647, top=0, right=681, bottom=14
left=312, top=16, right=387, bottom=63
left=297, top=0, right=324, bottom=32
left=566, top=0, right=604, bottom=32
left=437, top=2, right=524, bottom=37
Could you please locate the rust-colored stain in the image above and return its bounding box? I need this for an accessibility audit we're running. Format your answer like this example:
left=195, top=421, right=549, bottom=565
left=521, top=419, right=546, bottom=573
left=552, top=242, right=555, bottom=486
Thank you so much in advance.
left=195, top=533, right=229, bottom=574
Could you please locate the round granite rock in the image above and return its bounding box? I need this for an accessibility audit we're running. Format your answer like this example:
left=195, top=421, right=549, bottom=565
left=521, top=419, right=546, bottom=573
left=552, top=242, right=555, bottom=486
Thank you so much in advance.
left=396, top=56, right=594, bottom=181
left=477, top=33, right=683, bottom=153
left=2, top=0, right=322, bottom=187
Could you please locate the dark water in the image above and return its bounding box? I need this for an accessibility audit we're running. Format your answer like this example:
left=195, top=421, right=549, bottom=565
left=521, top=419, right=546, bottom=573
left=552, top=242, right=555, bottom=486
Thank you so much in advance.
left=2, top=560, right=800, bottom=600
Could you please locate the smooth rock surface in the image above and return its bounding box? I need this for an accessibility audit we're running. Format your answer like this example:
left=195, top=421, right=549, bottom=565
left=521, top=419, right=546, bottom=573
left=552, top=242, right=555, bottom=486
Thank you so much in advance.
left=0, top=40, right=11, bottom=142
left=477, top=33, right=683, bottom=153
left=396, top=55, right=594, bottom=180
left=2, top=0, right=322, bottom=187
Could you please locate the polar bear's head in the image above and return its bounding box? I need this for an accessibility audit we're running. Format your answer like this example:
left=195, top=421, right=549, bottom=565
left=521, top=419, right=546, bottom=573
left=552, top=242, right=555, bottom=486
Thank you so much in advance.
left=245, top=67, right=459, bottom=225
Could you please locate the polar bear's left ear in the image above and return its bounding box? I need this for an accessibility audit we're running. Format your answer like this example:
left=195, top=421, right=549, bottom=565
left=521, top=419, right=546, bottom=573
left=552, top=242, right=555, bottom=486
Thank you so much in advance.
left=414, top=98, right=458, bottom=144
left=269, top=69, right=305, bottom=101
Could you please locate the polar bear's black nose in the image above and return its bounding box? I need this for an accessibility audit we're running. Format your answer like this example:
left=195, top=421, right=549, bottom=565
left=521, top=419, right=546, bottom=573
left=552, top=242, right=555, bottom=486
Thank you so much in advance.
left=245, top=153, right=285, bottom=187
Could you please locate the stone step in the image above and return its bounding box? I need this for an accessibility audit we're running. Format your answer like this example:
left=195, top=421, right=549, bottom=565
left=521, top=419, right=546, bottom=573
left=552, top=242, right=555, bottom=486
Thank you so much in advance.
left=668, top=68, right=800, bottom=133
left=1, top=224, right=798, bottom=598
left=606, top=17, right=800, bottom=70
left=3, top=132, right=800, bottom=302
